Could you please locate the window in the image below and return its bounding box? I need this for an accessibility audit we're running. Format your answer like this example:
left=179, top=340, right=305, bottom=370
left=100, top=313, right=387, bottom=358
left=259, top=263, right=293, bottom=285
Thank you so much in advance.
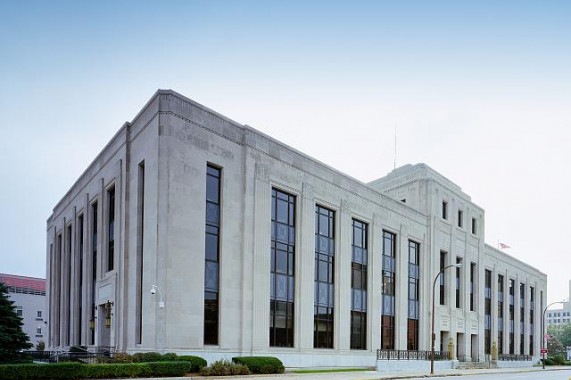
left=350, top=219, right=367, bottom=350
left=77, top=213, right=84, bottom=345
left=471, top=217, right=477, bottom=234
left=470, top=263, right=475, bottom=311
left=520, top=283, right=525, bottom=354
left=439, top=251, right=447, bottom=305
left=204, top=165, right=221, bottom=345
left=37, top=310, right=42, bottom=319
left=16, top=307, right=23, bottom=317
left=485, top=269, right=492, bottom=354
left=314, top=205, right=335, bottom=348
left=381, top=230, right=396, bottom=349
left=91, top=201, right=97, bottom=345
left=106, top=186, right=115, bottom=272
left=36, top=327, right=42, bottom=336
left=458, top=210, right=463, bottom=228
left=270, top=188, right=295, bottom=347
left=442, top=201, right=448, bottom=220
left=509, top=279, right=515, bottom=354
left=136, top=161, right=145, bottom=345
left=530, top=287, right=535, bottom=355
left=456, top=257, right=462, bottom=308
left=408, top=240, right=420, bottom=350
left=498, top=274, right=504, bottom=354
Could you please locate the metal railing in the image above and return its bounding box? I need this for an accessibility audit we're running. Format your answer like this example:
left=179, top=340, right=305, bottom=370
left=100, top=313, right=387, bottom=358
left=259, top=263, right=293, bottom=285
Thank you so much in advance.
left=498, top=354, right=532, bottom=361
left=377, top=349, right=450, bottom=361
left=26, top=347, right=116, bottom=364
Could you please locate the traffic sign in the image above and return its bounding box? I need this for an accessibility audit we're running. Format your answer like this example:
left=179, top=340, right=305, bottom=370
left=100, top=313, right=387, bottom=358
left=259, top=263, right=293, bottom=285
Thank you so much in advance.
left=541, top=348, right=548, bottom=354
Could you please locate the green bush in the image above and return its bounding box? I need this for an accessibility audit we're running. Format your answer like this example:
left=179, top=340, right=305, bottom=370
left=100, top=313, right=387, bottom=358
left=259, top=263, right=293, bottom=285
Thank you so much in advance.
left=0, top=363, right=84, bottom=380
left=232, top=356, right=284, bottom=374
left=132, top=351, right=164, bottom=362
left=553, top=354, right=566, bottom=365
left=177, top=355, right=207, bottom=371
left=163, top=352, right=178, bottom=361
left=200, top=360, right=249, bottom=376
left=0, top=361, right=192, bottom=379
left=110, top=352, right=133, bottom=363
left=544, top=357, right=555, bottom=365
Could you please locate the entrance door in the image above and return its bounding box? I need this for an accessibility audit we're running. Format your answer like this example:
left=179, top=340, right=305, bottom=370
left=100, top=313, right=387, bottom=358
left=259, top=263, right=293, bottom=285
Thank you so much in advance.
left=471, top=334, right=479, bottom=361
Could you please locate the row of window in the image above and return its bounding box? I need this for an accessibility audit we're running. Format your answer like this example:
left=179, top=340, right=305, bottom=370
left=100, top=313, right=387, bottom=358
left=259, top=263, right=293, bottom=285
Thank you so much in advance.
left=441, top=200, right=477, bottom=234
left=548, top=311, right=570, bottom=317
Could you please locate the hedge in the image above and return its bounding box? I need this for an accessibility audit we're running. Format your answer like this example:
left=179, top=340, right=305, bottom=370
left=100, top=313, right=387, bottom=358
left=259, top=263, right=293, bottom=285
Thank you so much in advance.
left=177, top=355, right=207, bottom=371
left=232, top=356, right=285, bottom=374
left=0, top=361, right=192, bottom=380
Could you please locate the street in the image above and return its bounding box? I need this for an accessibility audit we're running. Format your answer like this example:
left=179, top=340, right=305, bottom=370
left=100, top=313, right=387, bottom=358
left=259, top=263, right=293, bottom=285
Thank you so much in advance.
left=426, top=370, right=571, bottom=380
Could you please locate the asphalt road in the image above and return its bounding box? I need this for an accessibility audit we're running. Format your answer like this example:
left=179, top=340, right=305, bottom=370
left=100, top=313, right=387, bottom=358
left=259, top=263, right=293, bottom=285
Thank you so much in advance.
left=426, top=369, right=571, bottom=380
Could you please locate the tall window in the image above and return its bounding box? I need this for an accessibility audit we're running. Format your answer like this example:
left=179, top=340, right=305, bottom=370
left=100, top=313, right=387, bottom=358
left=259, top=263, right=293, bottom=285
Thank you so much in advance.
left=107, top=186, right=115, bottom=272
left=471, top=217, right=477, bottom=235
left=314, top=205, right=335, bottom=348
left=77, top=214, right=83, bottom=345
left=470, top=263, right=475, bottom=311
left=509, top=279, right=515, bottom=354
left=484, top=269, right=491, bottom=354
left=136, top=161, right=145, bottom=344
left=498, top=275, right=504, bottom=354
left=90, top=202, right=97, bottom=345
left=408, top=240, right=420, bottom=350
left=520, top=283, right=525, bottom=354
left=204, top=165, right=221, bottom=345
left=439, top=251, right=447, bottom=305
left=381, top=230, right=396, bottom=349
left=67, top=224, right=72, bottom=346
left=456, top=257, right=462, bottom=308
left=530, top=286, right=535, bottom=355
left=350, top=219, right=367, bottom=350
left=442, top=201, right=448, bottom=219
left=458, top=210, right=463, bottom=228
left=270, top=188, right=295, bottom=347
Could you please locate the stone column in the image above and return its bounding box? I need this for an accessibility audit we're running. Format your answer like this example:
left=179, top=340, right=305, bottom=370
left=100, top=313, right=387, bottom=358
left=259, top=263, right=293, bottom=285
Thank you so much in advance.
left=514, top=275, right=520, bottom=355
left=369, top=213, right=382, bottom=352
left=337, top=200, right=352, bottom=351
left=251, top=163, right=271, bottom=350
left=524, top=281, right=530, bottom=355
left=491, top=266, right=498, bottom=355
left=298, top=183, right=315, bottom=351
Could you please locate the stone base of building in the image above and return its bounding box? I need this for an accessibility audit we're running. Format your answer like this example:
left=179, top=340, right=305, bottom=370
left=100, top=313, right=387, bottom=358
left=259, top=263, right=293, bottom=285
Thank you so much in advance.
left=376, top=360, right=453, bottom=372
left=496, top=359, right=536, bottom=368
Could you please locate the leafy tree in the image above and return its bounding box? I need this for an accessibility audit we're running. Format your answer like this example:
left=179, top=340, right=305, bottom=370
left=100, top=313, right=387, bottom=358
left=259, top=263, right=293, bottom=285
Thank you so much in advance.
left=547, top=335, right=565, bottom=358
left=0, top=282, right=32, bottom=362
left=548, top=324, right=571, bottom=351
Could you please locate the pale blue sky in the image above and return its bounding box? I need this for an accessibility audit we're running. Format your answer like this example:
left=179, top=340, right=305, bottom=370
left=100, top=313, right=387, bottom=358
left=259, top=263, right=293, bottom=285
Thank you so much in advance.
left=1, top=1, right=570, bottom=302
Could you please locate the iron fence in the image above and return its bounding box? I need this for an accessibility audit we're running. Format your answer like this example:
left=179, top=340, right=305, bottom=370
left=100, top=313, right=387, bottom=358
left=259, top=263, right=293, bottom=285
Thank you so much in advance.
left=377, top=349, right=450, bottom=361
left=498, top=354, right=532, bottom=361
left=26, top=347, right=116, bottom=364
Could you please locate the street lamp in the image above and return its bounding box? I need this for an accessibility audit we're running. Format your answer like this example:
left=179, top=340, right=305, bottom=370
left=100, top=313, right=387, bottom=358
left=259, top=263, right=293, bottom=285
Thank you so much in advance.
left=151, top=285, right=165, bottom=308
left=542, top=301, right=564, bottom=369
left=431, top=263, right=462, bottom=375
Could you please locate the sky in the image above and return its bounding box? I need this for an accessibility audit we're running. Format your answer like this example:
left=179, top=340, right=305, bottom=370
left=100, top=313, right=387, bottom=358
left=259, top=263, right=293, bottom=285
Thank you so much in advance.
left=0, top=1, right=570, bottom=304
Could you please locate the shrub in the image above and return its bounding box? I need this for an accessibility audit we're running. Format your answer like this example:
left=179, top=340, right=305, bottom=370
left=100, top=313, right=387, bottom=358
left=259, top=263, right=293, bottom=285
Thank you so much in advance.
left=553, top=354, right=566, bottom=365
left=544, top=357, right=555, bottom=365
left=110, top=352, right=133, bottom=363
left=177, top=355, right=207, bottom=371
left=132, top=352, right=164, bottom=362
left=0, top=362, right=84, bottom=380
left=0, top=361, right=192, bottom=379
left=200, top=360, right=250, bottom=376
left=163, top=352, right=178, bottom=361
left=232, top=356, right=284, bottom=374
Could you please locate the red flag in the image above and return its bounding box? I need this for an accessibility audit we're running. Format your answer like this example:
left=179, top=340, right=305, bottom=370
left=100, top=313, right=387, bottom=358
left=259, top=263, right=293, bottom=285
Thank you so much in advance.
left=499, top=243, right=510, bottom=249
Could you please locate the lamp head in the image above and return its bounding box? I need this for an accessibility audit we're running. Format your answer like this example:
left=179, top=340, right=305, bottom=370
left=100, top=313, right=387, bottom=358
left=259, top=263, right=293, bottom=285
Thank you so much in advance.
left=150, top=286, right=156, bottom=295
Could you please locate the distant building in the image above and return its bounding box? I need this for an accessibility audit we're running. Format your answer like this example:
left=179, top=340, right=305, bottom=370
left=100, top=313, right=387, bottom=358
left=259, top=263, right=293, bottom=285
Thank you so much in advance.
left=0, top=273, right=47, bottom=346
left=46, top=90, right=547, bottom=367
left=546, top=280, right=571, bottom=326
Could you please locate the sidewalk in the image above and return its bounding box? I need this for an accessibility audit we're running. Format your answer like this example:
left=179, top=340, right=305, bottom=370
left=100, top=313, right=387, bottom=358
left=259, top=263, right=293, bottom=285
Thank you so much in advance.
left=120, top=366, right=571, bottom=380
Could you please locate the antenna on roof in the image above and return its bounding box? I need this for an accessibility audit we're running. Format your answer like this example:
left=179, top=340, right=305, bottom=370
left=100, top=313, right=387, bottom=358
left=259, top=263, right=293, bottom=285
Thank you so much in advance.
left=393, top=123, right=397, bottom=170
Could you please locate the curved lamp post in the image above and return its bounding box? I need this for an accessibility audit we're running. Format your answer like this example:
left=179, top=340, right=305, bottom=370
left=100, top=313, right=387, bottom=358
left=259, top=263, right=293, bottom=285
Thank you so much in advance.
left=542, top=301, right=564, bottom=369
left=431, top=263, right=462, bottom=375
left=151, top=285, right=165, bottom=308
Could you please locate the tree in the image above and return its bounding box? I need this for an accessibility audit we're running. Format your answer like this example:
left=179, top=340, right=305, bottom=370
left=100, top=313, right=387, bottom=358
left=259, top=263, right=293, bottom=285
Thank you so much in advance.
left=0, top=282, right=32, bottom=362
left=548, top=324, right=571, bottom=350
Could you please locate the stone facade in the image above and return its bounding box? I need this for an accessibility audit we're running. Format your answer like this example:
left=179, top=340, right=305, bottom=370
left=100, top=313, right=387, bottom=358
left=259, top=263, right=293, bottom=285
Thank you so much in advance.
left=46, top=90, right=547, bottom=367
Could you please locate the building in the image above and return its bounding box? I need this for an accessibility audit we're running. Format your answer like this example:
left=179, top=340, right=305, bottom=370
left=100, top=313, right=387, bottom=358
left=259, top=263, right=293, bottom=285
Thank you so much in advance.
left=0, top=273, right=47, bottom=347
left=46, top=90, right=547, bottom=367
left=546, top=280, right=571, bottom=326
